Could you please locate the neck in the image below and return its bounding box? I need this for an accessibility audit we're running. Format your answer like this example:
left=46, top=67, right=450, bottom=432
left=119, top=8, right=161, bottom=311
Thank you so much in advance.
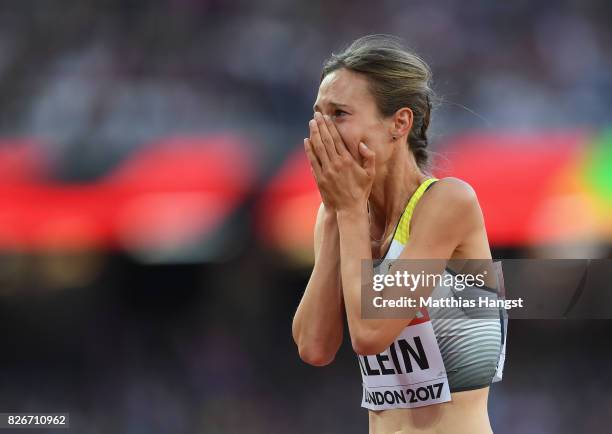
left=368, top=148, right=428, bottom=242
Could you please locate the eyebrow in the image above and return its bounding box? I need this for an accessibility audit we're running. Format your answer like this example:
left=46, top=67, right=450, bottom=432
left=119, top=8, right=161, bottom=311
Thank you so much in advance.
left=312, top=102, right=351, bottom=112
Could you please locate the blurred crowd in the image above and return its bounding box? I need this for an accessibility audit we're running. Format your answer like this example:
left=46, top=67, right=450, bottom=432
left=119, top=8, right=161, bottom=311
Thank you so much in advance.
left=0, top=1, right=611, bottom=433
left=1, top=256, right=611, bottom=433
left=0, top=0, right=611, bottom=179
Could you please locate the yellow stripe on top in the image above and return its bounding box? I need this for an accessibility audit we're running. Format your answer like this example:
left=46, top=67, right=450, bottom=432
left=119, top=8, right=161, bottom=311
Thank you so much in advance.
left=394, top=177, right=438, bottom=245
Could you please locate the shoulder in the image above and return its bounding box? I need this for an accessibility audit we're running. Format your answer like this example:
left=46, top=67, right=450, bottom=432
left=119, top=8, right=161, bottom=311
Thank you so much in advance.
left=428, top=177, right=478, bottom=205
left=405, top=177, right=483, bottom=257
left=413, top=177, right=482, bottom=236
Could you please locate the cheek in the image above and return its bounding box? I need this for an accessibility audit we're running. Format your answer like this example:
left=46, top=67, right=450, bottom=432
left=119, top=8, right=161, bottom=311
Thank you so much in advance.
left=335, top=123, right=361, bottom=157
left=361, top=127, right=388, bottom=159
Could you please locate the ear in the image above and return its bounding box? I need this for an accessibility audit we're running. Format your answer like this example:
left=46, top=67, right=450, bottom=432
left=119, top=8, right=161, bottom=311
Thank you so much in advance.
left=391, top=107, right=413, bottom=140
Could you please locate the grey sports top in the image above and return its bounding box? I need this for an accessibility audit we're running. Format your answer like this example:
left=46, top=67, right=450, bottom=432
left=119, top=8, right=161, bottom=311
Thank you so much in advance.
left=360, top=178, right=507, bottom=410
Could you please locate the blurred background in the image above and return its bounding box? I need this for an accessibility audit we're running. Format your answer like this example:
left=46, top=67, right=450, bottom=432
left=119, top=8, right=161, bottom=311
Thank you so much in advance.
left=0, top=0, right=611, bottom=433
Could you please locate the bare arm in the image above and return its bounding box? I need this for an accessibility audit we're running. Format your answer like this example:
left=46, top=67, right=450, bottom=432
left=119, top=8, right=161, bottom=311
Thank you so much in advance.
left=291, top=202, right=344, bottom=366
left=337, top=178, right=482, bottom=355
left=301, top=112, right=484, bottom=356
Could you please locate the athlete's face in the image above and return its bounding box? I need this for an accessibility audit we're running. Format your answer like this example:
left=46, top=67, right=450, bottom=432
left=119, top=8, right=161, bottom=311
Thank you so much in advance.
left=312, top=68, right=396, bottom=164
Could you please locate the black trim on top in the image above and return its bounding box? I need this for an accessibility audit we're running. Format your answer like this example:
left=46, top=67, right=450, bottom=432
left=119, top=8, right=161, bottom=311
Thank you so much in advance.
left=450, top=382, right=492, bottom=393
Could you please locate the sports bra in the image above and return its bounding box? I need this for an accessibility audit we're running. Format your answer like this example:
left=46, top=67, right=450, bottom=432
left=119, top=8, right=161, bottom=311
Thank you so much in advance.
left=359, top=177, right=507, bottom=410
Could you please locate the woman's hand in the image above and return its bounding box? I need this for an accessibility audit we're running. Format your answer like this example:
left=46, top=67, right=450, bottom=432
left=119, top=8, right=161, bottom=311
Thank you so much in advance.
left=304, top=112, right=376, bottom=212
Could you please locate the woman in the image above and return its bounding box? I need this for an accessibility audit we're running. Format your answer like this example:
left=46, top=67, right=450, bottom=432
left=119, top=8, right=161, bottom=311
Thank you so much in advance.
left=291, top=35, right=506, bottom=434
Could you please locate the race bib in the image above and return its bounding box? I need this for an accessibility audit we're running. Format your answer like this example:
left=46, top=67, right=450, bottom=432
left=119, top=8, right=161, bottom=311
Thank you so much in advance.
left=359, top=320, right=451, bottom=410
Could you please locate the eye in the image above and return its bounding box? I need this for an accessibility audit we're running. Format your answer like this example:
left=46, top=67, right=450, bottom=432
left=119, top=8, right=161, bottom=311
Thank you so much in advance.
left=333, top=109, right=347, bottom=119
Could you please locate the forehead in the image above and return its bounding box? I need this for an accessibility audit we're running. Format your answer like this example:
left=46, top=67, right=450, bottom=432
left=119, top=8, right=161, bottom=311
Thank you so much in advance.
left=314, top=68, right=373, bottom=109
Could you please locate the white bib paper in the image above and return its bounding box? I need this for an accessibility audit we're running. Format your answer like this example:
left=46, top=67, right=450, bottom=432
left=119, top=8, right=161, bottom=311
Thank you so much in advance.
left=359, top=320, right=451, bottom=410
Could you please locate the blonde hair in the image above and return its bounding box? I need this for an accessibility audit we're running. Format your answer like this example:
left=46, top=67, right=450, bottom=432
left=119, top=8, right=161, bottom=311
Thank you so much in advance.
left=321, top=34, right=434, bottom=170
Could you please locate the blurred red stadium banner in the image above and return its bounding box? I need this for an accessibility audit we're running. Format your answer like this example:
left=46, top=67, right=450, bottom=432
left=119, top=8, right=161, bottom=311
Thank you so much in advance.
left=257, top=130, right=611, bottom=263
left=0, top=136, right=257, bottom=255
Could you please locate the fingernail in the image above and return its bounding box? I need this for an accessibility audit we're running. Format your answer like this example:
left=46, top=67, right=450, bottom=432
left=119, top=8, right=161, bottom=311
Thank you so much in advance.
left=324, top=114, right=330, bottom=121
left=309, top=119, right=315, bottom=127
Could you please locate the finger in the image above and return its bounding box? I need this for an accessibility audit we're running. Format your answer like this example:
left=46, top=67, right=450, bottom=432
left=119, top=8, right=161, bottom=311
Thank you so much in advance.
left=304, top=138, right=323, bottom=179
left=314, top=112, right=339, bottom=159
left=309, top=118, right=331, bottom=168
left=324, top=115, right=350, bottom=157
left=359, top=142, right=376, bottom=176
